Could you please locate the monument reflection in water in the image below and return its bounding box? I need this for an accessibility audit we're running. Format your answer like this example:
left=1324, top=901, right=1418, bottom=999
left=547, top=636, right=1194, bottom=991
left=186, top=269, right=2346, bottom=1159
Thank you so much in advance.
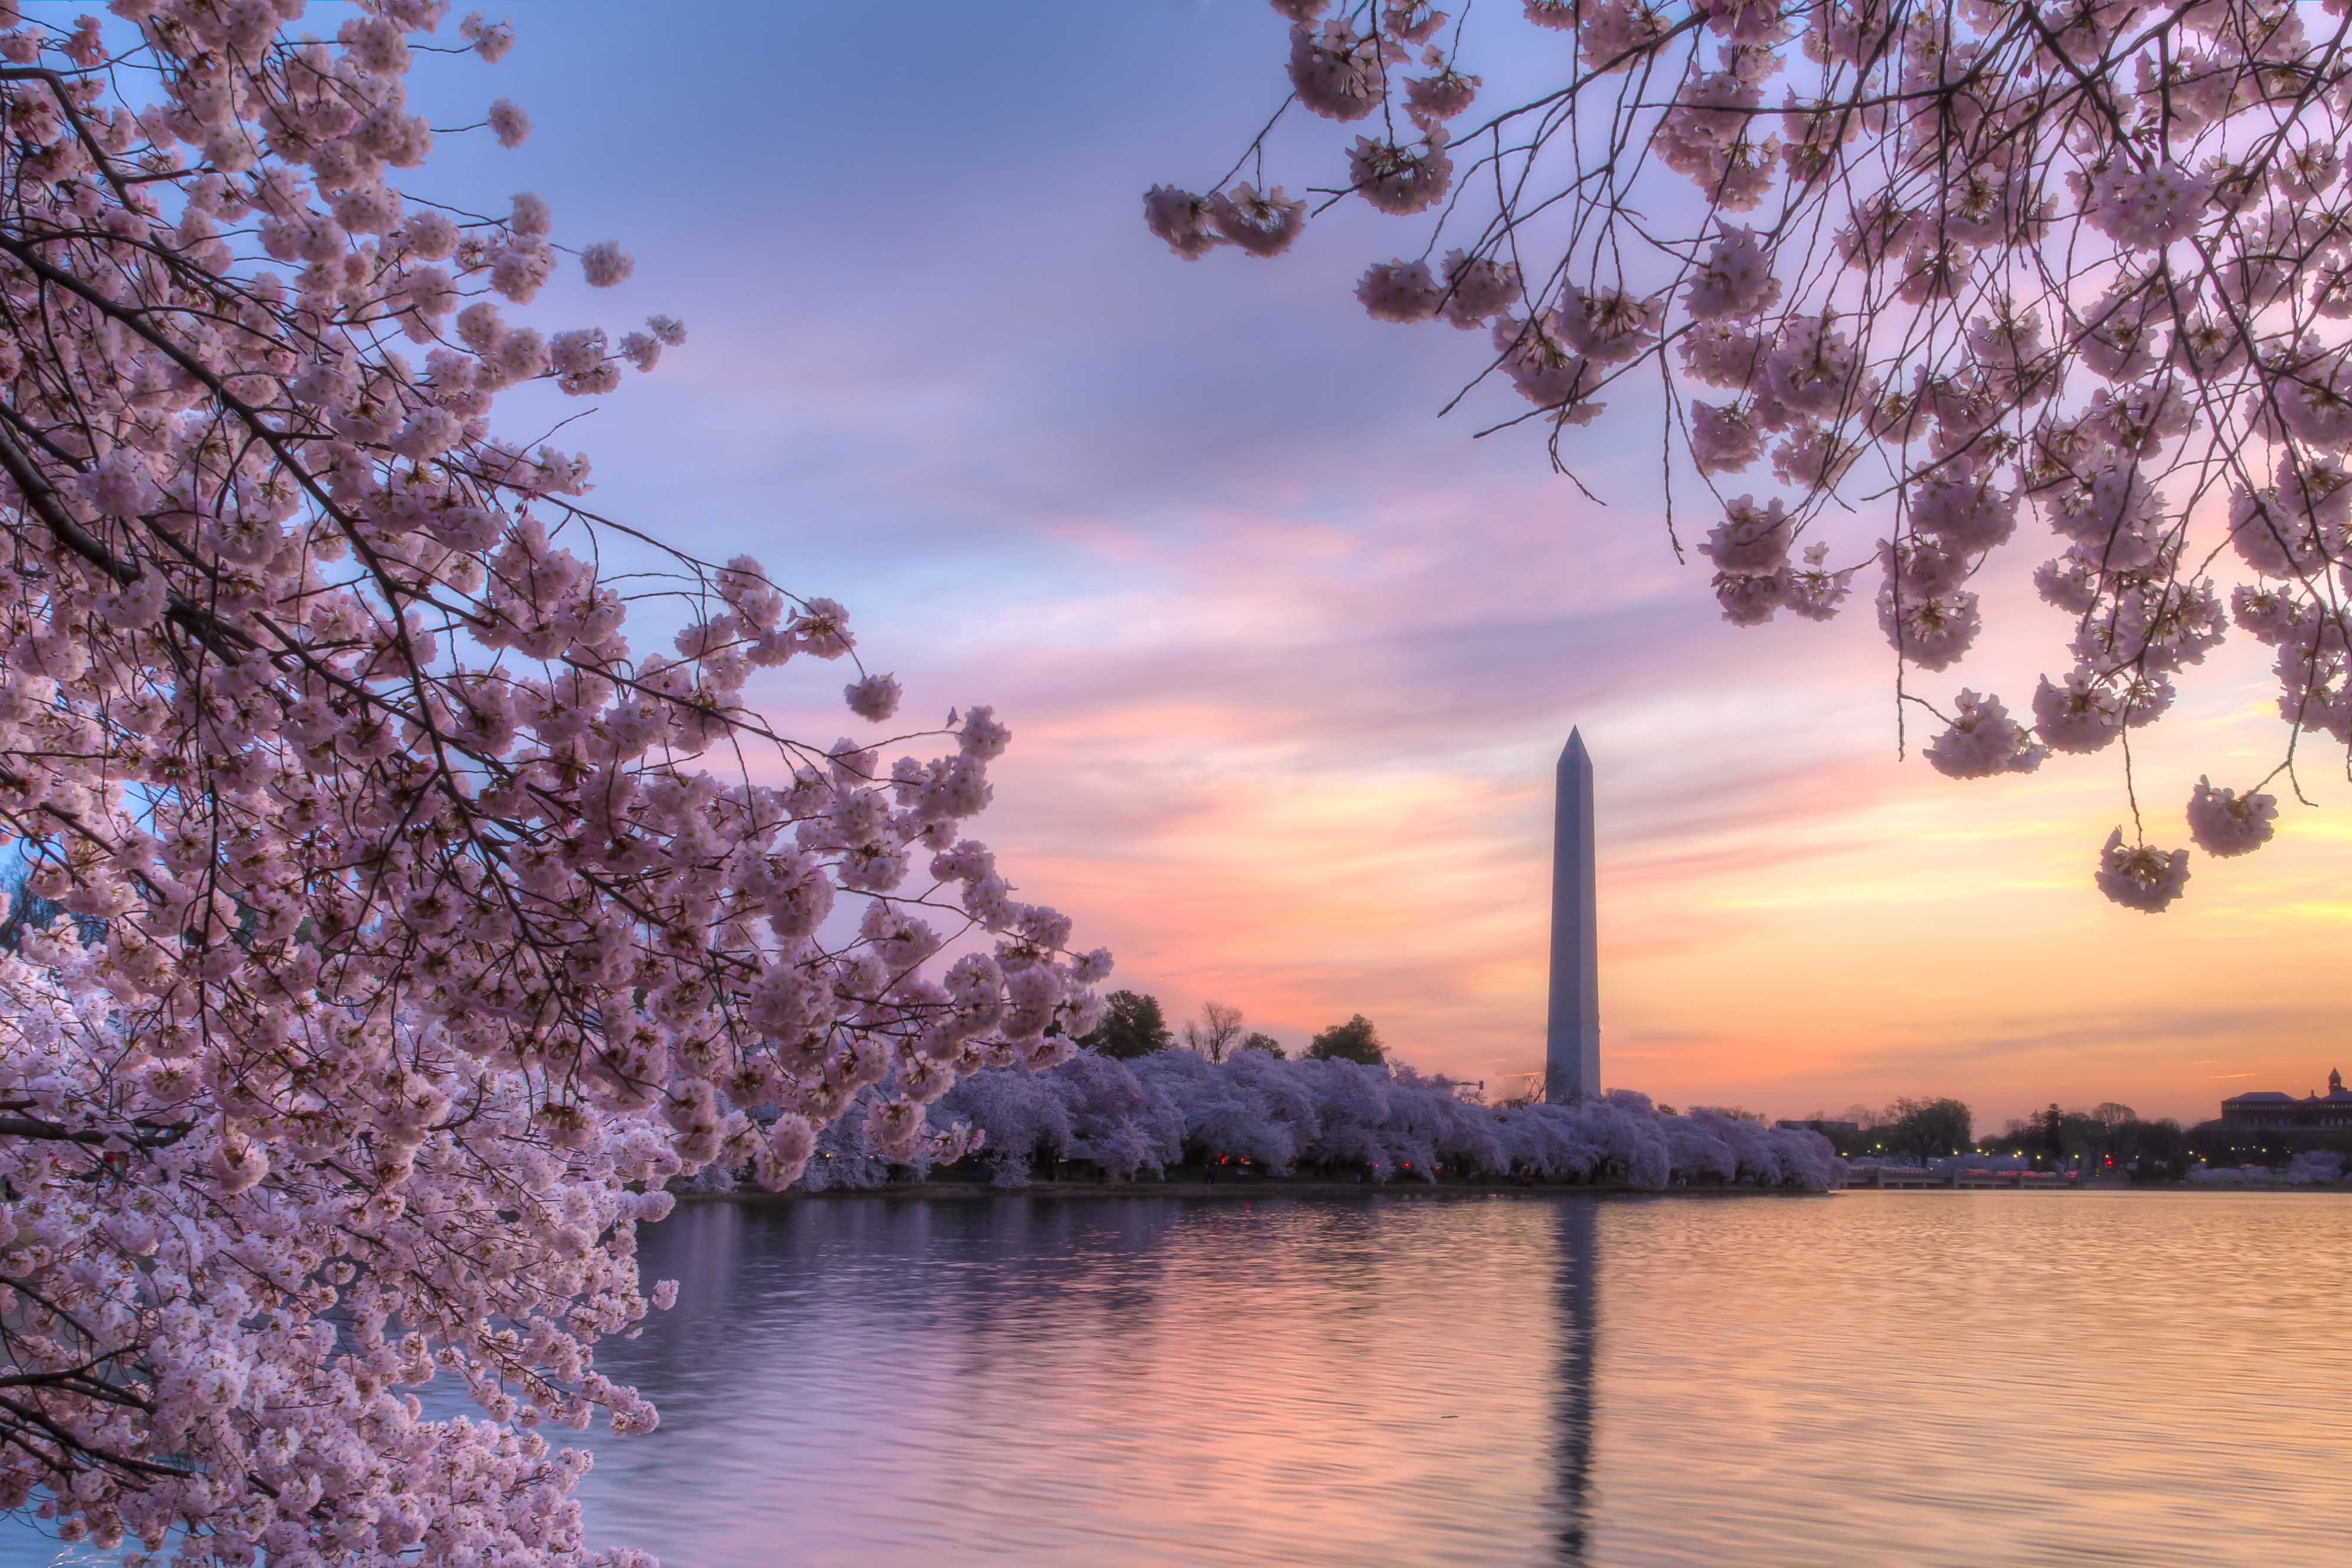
left=1552, top=1200, right=1596, bottom=1566
left=501, top=1194, right=2352, bottom=1568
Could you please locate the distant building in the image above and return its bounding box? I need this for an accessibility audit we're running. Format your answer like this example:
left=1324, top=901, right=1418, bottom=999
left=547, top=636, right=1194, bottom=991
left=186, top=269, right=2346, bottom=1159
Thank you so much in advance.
left=2219, top=1069, right=2352, bottom=1131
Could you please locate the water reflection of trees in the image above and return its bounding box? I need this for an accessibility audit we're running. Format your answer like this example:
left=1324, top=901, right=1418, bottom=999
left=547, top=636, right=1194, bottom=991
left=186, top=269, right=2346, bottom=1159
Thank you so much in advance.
left=609, top=1196, right=1202, bottom=1408
left=574, top=1194, right=1604, bottom=1564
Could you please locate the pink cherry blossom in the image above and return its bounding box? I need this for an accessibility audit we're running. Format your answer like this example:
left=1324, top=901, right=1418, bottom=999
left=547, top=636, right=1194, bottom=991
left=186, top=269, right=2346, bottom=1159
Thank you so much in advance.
left=1924, top=691, right=2046, bottom=778
left=1713, top=570, right=1786, bottom=625
left=2032, top=668, right=2126, bottom=754
left=1690, top=402, right=1767, bottom=475
left=1348, top=128, right=1454, bottom=215
left=0, top=8, right=1098, bottom=1556
left=1207, top=183, right=1308, bottom=256
left=1684, top=226, right=1782, bottom=320
left=1144, top=185, right=1220, bottom=259
left=2186, top=777, right=2279, bottom=857
left=1149, top=0, right=2352, bottom=908
left=1287, top=19, right=1387, bottom=121
left=1877, top=587, right=1982, bottom=672
left=1439, top=249, right=1520, bottom=327
left=1383, top=4, right=1449, bottom=47
left=845, top=672, right=904, bottom=722
left=1404, top=61, right=1480, bottom=124
left=489, top=97, right=530, bottom=147
left=582, top=240, right=635, bottom=287
left=1358, top=258, right=1447, bottom=322
left=2095, top=830, right=2192, bottom=912
left=1699, top=495, right=1791, bottom=574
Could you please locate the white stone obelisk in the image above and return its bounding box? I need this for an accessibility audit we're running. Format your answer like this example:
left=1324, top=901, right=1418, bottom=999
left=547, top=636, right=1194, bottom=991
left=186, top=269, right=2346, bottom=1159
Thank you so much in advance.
left=1545, top=729, right=1601, bottom=1103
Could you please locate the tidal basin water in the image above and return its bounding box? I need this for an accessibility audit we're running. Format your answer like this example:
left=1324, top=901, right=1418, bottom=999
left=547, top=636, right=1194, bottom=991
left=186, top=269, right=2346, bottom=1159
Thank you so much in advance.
left=558, top=1190, right=2350, bottom=1567
left=8, top=1190, right=2350, bottom=1566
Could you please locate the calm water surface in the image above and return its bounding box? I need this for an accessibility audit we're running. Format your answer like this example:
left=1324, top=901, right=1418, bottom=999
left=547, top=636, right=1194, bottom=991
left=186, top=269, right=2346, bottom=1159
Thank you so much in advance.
left=571, top=1191, right=2348, bottom=1567
left=8, top=1191, right=2347, bottom=1566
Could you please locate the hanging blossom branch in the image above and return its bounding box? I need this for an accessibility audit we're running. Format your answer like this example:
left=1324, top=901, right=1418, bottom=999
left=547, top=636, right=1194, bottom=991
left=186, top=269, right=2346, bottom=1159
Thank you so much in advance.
left=1149, top=0, right=2352, bottom=911
left=0, top=0, right=1110, bottom=1562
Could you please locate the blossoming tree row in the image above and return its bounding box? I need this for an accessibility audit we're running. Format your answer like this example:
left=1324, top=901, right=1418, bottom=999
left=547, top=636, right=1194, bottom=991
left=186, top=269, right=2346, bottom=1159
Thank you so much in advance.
left=684, top=1050, right=1842, bottom=1194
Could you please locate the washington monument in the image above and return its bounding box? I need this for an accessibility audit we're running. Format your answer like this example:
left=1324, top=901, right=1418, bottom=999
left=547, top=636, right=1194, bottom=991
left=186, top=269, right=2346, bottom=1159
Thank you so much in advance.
left=1545, top=729, right=1601, bottom=1103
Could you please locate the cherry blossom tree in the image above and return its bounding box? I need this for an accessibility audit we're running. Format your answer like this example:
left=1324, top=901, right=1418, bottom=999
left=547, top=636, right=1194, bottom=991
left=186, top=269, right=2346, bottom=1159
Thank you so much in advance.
left=1151, top=0, right=2352, bottom=909
left=0, top=2, right=1108, bottom=1560
left=778, top=1049, right=1840, bottom=1191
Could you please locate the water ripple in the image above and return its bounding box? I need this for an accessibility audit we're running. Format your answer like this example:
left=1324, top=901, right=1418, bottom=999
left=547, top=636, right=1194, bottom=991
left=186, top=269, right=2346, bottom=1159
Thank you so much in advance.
left=567, top=1191, right=2350, bottom=1567
left=8, top=1191, right=2341, bottom=1566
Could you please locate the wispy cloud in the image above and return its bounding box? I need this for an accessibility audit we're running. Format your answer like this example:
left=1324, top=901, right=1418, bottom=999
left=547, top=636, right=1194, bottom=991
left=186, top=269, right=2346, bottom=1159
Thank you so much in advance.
left=477, top=1, right=2352, bottom=1128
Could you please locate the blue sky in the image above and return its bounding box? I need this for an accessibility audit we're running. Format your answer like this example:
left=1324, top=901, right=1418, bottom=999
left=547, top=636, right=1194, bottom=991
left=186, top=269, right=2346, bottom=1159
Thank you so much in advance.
left=387, top=1, right=2352, bottom=1126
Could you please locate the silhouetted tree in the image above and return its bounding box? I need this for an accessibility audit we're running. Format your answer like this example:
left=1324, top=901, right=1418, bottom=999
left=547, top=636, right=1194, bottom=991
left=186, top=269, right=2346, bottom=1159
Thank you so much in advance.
left=2117, top=1117, right=2193, bottom=1182
left=1236, top=1032, right=1286, bottom=1060
left=1083, top=991, right=1172, bottom=1060
left=1182, top=1001, right=1246, bottom=1064
left=1983, top=1107, right=2197, bottom=1178
left=1306, top=1015, right=1385, bottom=1067
left=1881, top=1097, right=1973, bottom=1162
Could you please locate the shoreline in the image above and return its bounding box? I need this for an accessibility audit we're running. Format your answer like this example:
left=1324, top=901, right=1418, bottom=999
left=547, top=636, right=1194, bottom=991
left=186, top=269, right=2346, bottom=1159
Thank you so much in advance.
left=679, top=1178, right=1819, bottom=1203
left=677, top=1176, right=2352, bottom=1204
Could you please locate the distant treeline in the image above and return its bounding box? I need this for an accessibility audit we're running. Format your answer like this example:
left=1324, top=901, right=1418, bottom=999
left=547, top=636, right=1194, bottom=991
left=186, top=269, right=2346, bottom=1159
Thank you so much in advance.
left=1078, top=990, right=1385, bottom=1066
left=1786, top=1097, right=2351, bottom=1177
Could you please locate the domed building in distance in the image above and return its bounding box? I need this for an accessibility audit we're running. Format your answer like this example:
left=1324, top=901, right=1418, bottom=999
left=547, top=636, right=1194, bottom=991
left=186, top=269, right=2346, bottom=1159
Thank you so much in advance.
left=2218, top=1068, right=2352, bottom=1131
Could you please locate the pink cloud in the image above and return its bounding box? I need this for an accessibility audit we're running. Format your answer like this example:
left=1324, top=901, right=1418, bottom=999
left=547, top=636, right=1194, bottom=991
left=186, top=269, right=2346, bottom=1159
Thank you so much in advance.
left=463, top=0, right=2352, bottom=1132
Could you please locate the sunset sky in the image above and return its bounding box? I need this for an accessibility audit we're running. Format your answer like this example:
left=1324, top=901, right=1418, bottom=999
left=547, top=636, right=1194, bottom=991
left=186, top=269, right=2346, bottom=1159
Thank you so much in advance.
left=440, top=2, right=2350, bottom=1129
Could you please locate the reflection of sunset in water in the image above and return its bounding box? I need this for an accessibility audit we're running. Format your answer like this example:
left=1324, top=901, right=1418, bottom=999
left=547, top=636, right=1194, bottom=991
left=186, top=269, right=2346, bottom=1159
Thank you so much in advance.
left=555, top=1192, right=2352, bottom=1568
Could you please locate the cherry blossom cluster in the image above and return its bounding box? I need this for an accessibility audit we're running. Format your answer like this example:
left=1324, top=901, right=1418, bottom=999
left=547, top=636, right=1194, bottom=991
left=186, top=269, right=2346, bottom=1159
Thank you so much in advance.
left=692, top=1048, right=1842, bottom=1193
left=0, top=2, right=1102, bottom=1560
left=1151, top=0, right=2352, bottom=910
